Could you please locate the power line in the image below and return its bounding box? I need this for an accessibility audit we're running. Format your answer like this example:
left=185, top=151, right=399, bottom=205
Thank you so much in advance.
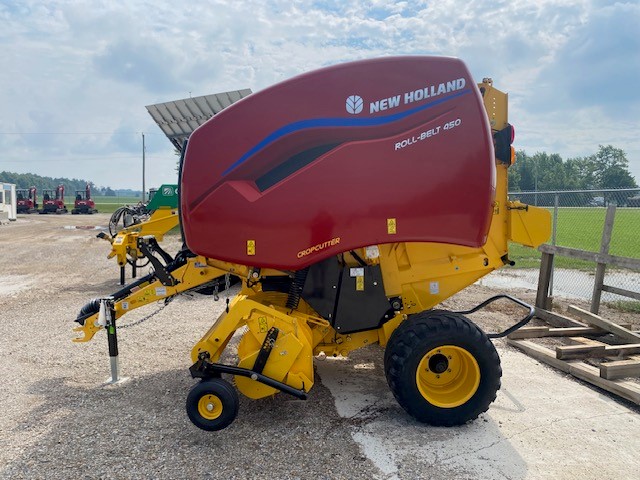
left=2, top=156, right=170, bottom=163
left=0, top=131, right=166, bottom=135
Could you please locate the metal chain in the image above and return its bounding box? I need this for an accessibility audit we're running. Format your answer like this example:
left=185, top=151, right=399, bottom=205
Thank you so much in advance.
left=213, top=273, right=231, bottom=303
left=118, top=273, right=234, bottom=329
left=224, top=273, right=231, bottom=313
left=117, top=300, right=170, bottom=329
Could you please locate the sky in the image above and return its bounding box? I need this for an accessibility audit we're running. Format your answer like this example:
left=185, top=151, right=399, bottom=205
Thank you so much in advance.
left=1, top=0, right=639, bottom=190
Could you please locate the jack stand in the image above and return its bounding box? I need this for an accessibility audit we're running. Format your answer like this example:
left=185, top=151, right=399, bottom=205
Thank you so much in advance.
left=119, top=263, right=137, bottom=286
left=101, top=298, right=127, bottom=385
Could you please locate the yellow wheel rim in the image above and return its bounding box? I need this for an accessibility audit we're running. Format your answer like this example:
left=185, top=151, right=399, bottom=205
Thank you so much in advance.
left=416, top=345, right=481, bottom=408
left=197, top=394, right=223, bottom=420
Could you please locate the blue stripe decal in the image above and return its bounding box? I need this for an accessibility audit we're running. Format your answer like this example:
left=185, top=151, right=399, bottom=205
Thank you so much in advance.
left=222, top=89, right=471, bottom=176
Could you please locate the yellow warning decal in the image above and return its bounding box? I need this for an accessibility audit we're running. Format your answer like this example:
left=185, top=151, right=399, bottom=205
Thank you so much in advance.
left=258, top=316, right=268, bottom=333
left=387, top=218, right=397, bottom=234
left=355, top=276, right=364, bottom=291
left=247, top=240, right=256, bottom=256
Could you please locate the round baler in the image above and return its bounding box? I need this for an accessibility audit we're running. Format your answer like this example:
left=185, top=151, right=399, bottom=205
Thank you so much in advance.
left=74, top=56, right=551, bottom=431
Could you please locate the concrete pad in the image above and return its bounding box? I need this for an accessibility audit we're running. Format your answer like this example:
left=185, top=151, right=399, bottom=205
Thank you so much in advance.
left=316, top=343, right=640, bottom=480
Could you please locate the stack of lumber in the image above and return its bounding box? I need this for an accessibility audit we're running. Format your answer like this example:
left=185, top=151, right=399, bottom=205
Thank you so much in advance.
left=507, top=305, right=640, bottom=405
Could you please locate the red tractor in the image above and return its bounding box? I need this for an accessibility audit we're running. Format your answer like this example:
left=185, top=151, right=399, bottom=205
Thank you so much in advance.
left=72, top=184, right=98, bottom=214
left=40, top=185, right=68, bottom=214
left=16, top=187, right=38, bottom=214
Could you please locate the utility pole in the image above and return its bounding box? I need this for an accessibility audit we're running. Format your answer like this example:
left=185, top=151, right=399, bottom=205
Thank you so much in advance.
left=534, top=159, right=538, bottom=206
left=142, top=132, right=146, bottom=203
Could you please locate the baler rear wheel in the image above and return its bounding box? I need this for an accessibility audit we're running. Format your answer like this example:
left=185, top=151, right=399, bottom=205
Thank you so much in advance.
left=186, top=378, right=239, bottom=431
left=384, top=310, right=501, bottom=426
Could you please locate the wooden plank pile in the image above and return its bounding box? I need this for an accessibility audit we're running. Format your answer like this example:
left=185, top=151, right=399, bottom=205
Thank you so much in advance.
left=506, top=305, right=640, bottom=405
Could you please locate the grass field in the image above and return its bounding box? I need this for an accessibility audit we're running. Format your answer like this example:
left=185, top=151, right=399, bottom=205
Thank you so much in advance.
left=92, top=196, right=142, bottom=214
left=510, top=207, right=640, bottom=269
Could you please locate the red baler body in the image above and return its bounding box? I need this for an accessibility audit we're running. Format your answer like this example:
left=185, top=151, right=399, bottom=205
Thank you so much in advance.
left=181, top=56, right=495, bottom=270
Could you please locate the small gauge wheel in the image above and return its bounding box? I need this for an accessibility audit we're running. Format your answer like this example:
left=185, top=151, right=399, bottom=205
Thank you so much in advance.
left=186, top=378, right=239, bottom=431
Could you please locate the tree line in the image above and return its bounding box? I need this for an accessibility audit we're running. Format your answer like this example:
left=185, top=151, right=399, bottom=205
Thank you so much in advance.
left=509, top=145, right=637, bottom=192
left=508, top=145, right=638, bottom=207
left=0, top=171, right=139, bottom=197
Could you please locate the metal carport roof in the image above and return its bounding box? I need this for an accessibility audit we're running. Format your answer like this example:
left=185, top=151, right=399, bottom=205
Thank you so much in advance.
left=146, top=89, right=252, bottom=151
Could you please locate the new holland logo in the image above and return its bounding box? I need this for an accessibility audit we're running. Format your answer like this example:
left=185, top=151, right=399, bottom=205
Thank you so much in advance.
left=345, top=95, right=363, bottom=114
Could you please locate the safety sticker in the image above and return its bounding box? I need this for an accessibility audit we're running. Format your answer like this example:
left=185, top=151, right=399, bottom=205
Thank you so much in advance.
left=258, top=316, right=268, bottom=333
left=355, top=276, right=365, bottom=291
left=122, top=301, right=129, bottom=310
left=429, top=281, right=439, bottom=294
left=247, top=240, right=256, bottom=256
left=350, top=267, right=364, bottom=277
left=155, top=286, right=167, bottom=296
left=365, top=245, right=380, bottom=259
left=387, top=218, right=397, bottom=234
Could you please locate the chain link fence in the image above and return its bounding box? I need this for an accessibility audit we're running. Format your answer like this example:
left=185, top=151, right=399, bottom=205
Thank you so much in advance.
left=505, top=188, right=640, bottom=311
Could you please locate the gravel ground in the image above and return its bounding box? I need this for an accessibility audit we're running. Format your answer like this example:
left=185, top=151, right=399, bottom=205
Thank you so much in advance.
left=1, top=213, right=638, bottom=479
left=1, top=214, right=383, bottom=479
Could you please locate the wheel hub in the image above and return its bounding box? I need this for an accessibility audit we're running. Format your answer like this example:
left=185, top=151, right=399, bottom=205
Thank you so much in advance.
left=416, top=345, right=481, bottom=408
left=428, top=353, right=449, bottom=374
left=198, top=394, right=223, bottom=420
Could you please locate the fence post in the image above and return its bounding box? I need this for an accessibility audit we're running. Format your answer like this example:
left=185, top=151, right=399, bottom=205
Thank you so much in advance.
left=549, top=193, right=559, bottom=298
left=536, top=251, right=554, bottom=310
left=591, top=205, right=616, bottom=314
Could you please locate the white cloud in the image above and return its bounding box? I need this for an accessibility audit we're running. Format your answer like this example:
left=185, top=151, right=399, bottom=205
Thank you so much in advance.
left=1, top=0, right=638, bottom=188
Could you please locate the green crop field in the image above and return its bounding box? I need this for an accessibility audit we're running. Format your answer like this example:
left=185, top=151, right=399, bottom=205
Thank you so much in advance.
left=509, top=207, right=640, bottom=269
left=92, top=197, right=143, bottom=213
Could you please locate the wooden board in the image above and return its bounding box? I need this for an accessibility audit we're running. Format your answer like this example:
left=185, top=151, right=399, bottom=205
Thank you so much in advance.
left=567, top=305, right=640, bottom=343
left=538, top=244, right=640, bottom=271
left=534, top=309, right=587, bottom=328
left=557, top=342, right=640, bottom=360
left=507, top=339, right=640, bottom=405
left=508, top=324, right=631, bottom=340
left=509, top=326, right=600, bottom=339
left=556, top=343, right=606, bottom=360
left=600, top=356, right=640, bottom=380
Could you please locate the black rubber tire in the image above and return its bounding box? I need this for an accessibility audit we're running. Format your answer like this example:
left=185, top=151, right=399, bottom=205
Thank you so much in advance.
left=384, top=309, right=501, bottom=426
left=186, top=378, right=239, bottom=431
